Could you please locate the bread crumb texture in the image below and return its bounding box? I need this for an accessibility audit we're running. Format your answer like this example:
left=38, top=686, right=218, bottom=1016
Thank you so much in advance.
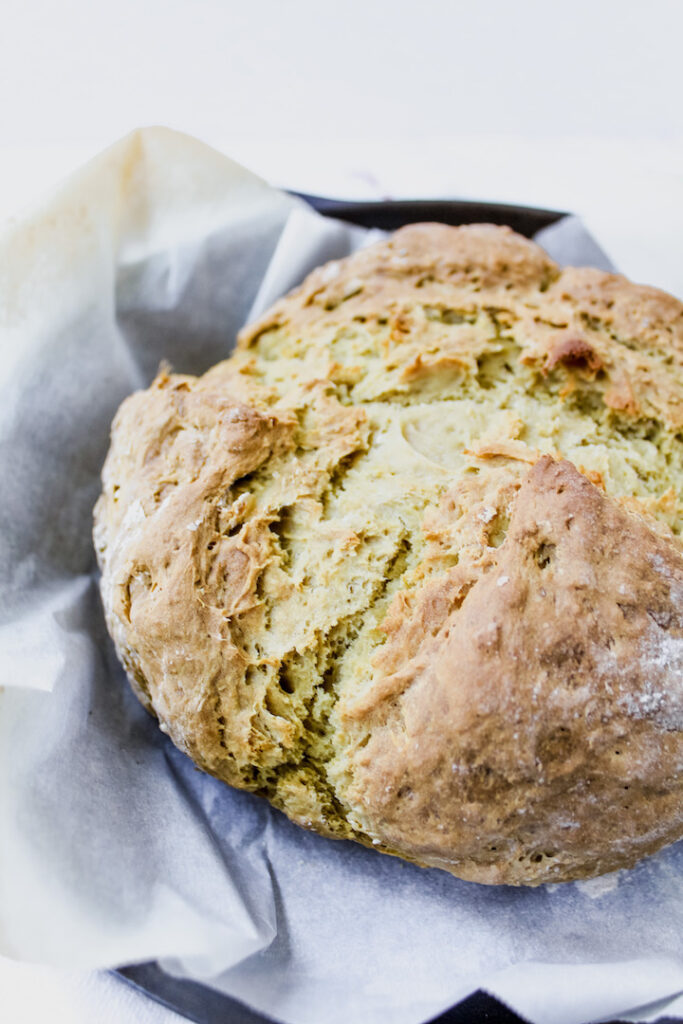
left=94, top=224, right=683, bottom=885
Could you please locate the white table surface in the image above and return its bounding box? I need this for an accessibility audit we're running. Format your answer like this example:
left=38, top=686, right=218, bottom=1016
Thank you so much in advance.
left=1, top=1, right=683, bottom=1021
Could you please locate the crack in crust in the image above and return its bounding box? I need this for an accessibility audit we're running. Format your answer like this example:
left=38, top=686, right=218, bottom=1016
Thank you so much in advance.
left=95, top=223, right=683, bottom=885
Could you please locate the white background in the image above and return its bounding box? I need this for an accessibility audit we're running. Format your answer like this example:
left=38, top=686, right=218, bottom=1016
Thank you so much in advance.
left=1, top=1, right=682, bottom=1021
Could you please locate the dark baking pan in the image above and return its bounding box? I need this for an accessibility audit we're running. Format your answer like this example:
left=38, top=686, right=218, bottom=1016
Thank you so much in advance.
left=117, top=960, right=530, bottom=1024
left=113, top=196, right=655, bottom=1024
left=294, top=193, right=566, bottom=237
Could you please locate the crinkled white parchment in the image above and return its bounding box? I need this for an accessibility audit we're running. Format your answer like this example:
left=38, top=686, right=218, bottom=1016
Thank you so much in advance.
left=2, top=127, right=683, bottom=1024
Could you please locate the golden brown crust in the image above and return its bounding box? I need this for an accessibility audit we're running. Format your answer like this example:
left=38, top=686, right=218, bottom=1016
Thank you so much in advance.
left=241, top=223, right=683, bottom=430
left=95, top=223, right=683, bottom=884
left=338, top=458, right=683, bottom=883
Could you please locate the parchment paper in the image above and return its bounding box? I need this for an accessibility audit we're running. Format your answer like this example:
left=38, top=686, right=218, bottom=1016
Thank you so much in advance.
left=2, top=127, right=683, bottom=1024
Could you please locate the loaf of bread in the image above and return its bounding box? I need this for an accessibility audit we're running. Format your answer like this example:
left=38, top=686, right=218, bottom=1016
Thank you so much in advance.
left=94, top=224, right=683, bottom=885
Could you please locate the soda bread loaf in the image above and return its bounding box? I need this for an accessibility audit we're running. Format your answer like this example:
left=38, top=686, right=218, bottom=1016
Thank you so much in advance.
left=94, top=224, right=683, bottom=885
